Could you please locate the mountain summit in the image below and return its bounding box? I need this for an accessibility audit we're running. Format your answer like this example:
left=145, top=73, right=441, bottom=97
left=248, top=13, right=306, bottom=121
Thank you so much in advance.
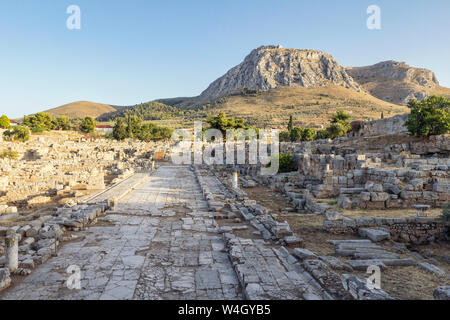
left=346, top=60, right=443, bottom=104
left=198, top=45, right=361, bottom=102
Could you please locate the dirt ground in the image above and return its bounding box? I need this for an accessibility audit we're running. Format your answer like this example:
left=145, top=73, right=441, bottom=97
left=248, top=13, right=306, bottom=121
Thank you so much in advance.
left=243, top=183, right=450, bottom=300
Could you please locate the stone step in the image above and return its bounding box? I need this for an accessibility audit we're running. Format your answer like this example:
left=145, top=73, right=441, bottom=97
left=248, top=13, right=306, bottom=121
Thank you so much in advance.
left=358, top=228, right=391, bottom=242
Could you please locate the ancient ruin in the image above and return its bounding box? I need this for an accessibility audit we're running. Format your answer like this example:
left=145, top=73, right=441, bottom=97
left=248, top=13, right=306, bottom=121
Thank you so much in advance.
left=0, top=113, right=449, bottom=301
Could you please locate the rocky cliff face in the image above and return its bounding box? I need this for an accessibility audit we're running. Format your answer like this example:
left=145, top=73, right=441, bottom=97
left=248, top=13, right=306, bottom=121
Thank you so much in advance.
left=199, top=45, right=361, bottom=101
left=346, top=61, right=440, bottom=105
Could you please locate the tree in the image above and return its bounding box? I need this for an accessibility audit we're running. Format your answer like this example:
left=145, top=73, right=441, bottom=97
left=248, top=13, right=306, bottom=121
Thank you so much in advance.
left=326, top=110, right=352, bottom=139
left=79, top=116, right=97, bottom=134
left=287, top=115, right=294, bottom=132
left=289, top=127, right=303, bottom=142
left=327, top=122, right=350, bottom=139
left=331, top=110, right=351, bottom=124
left=0, top=115, right=10, bottom=128
left=405, top=96, right=450, bottom=137
left=125, top=114, right=142, bottom=138
left=316, top=129, right=330, bottom=140
left=278, top=154, right=295, bottom=173
left=301, top=128, right=316, bottom=141
left=207, top=112, right=247, bottom=134
left=440, top=203, right=450, bottom=222
left=3, top=125, right=30, bottom=142
left=137, top=123, right=156, bottom=142
left=53, top=116, right=70, bottom=130
left=279, top=131, right=290, bottom=142
left=113, top=118, right=128, bottom=140
left=23, top=112, right=53, bottom=131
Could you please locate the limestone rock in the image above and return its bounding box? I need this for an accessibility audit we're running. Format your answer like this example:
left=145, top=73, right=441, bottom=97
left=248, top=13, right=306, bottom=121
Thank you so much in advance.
left=199, top=46, right=361, bottom=102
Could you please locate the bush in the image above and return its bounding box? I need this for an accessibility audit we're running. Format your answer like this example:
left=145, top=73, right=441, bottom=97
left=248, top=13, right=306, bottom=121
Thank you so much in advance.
left=327, top=122, right=351, bottom=139
left=53, top=116, right=70, bottom=130
left=79, top=116, right=97, bottom=134
left=23, top=112, right=54, bottom=131
left=440, top=203, right=450, bottom=222
left=31, top=125, right=44, bottom=133
left=279, top=131, right=291, bottom=142
left=301, top=128, right=316, bottom=141
left=3, top=125, right=30, bottom=142
left=289, top=127, right=316, bottom=142
left=113, top=118, right=128, bottom=141
left=0, top=150, right=19, bottom=160
left=405, top=96, right=450, bottom=137
left=331, top=110, right=351, bottom=123
left=0, top=115, right=10, bottom=128
left=125, top=114, right=142, bottom=138
left=207, top=112, right=246, bottom=134
left=289, top=127, right=303, bottom=142
left=316, top=129, right=330, bottom=140
left=278, top=153, right=296, bottom=173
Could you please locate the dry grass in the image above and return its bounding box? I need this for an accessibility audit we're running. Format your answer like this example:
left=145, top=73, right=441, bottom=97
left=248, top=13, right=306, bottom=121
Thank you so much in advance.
left=210, top=85, right=408, bottom=129
left=44, top=84, right=409, bottom=129
left=242, top=182, right=450, bottom=300
left=342, top=208, right=443, bottom=219
left=44, top=101, right=117, bottom=119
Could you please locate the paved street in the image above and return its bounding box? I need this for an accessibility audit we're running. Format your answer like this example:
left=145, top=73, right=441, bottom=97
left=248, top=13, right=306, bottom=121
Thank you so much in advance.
left=2, top=166, right=243, bottom=300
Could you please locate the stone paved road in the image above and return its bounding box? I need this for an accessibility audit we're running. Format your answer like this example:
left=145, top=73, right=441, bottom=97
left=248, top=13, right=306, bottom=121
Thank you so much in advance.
left=1, top=166, right=243, bottom=300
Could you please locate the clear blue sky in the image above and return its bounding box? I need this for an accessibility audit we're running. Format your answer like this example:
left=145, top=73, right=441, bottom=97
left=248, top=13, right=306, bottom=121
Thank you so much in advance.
left=1, top=0, right=449, bottom=118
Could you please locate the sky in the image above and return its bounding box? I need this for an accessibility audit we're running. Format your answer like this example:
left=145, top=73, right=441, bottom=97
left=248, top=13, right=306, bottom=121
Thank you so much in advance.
left=1, top=0, right=449, bottom=118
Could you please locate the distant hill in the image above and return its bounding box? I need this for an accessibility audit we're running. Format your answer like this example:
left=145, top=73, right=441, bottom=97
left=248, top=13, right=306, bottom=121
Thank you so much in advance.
left=37, top=45, right=449, bottom=127
left=43, top=101, right=119, bottom=119
left=199, top=85, right=408, bottom=129
left=97, top=101, right=184, bottom=121
left=346, top=61, right=450, bottom=105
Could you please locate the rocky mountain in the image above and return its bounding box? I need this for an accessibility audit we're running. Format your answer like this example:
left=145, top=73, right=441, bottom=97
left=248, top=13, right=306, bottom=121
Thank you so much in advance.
left=346, top=61, right=446, bottom=105
left=41, top=46, right=450, bottom=121
left=198, top=45, right=362, bottom=103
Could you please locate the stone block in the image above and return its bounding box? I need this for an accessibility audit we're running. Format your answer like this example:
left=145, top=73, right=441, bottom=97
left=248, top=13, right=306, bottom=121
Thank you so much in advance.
left=358, top=228, right=391, bottom=242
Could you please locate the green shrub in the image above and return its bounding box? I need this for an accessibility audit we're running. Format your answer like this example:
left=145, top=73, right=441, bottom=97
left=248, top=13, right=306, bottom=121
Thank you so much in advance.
left=3, top=125, right=30, bottom=142
left=53, top=116, right=70, bottom=130
left=31, top=125, right=44, bottom=133
left=279, top=131, right=291, bottom=142
left=316, top=129, right=330, bottom=140
left=278, top=153, right=296, bottom=173
left=301, top=128, right=316, bottom=141
left=0, top=115, right=10, bottom=128
left=440, top=203, right=450, bottom=222
left=289, top=127, right=303, bottom=142
left=207, top=112, right=247, bottom=134
left=79, top=116, right=97, bottom=134
left=327, top=122, right=351, bottom=139
left=405, top=96, right=450, bottom=137
left=0, top=150, right=19, bottom=160
left=113, top=118, right=128, bottom=141
left=331, top=110, right=351, bottom=123
left=125, top=114, right=142, bottom=138
left=23, top=112, right=54, bottom=131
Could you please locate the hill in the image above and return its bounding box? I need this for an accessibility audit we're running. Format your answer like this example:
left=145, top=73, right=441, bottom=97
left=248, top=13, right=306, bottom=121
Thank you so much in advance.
left=346, top=61, right=450, bottom=105
left=198, top=85, right=408, bottom=129
left=97, top=101, right=185, bottom=121
left=43, top=101, right=119, bottom=119
left=38, top=46, right=449, bottom=128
